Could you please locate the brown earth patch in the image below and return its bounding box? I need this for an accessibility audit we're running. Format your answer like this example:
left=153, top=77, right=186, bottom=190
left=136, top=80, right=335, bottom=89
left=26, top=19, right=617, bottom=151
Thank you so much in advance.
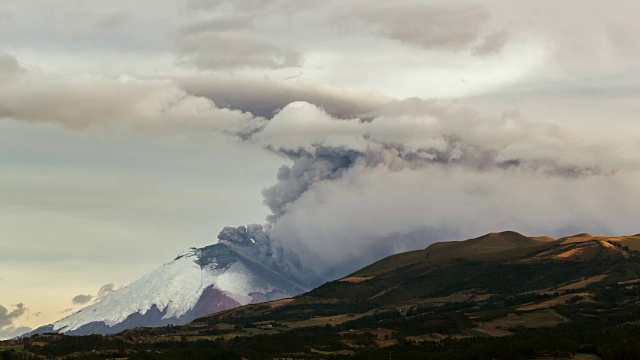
left=555, top=248, right=585, bottom=258
left=517, top=293, right=592, bottom=311
left=339, top=276, right=374, bottom=283
left=473, top=309, right=569, bottom=337
left=266, top=298, right=294, bottom=308
left=619, top=278, right=640, bottom=285
left=406, top=333, right=448, bottom=342
left=286, top=313, right=363, bottom=328
left=309, top=348, right=355, bottom=356
left=557, top=275, right=608, bottom=291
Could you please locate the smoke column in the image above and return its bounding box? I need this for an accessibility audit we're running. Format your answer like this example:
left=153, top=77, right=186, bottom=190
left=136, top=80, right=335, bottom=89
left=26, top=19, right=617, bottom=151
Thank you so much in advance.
left=218, top=99, right=640, bottom=284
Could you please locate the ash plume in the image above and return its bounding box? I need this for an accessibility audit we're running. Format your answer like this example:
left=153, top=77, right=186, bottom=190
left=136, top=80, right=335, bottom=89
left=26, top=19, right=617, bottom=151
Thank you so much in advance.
left=217, top=99, right=640, bottom=284
left=3, top=55, right=639, bottom=283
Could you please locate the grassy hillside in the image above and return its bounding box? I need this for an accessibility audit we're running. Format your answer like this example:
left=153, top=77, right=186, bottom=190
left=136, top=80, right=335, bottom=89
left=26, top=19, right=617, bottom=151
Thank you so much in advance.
left=5, top=231, right=640, bottom=359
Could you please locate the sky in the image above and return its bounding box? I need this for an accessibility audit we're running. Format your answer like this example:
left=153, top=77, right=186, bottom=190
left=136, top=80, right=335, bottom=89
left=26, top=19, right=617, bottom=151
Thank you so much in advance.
left=2, top=0, right=640, bottom=338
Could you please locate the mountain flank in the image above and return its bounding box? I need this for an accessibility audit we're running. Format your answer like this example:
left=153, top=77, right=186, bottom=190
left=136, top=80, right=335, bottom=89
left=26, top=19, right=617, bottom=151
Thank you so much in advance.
left=5, top=231, right=640, bottom=359
left=21, top=225, right=307, bottom=337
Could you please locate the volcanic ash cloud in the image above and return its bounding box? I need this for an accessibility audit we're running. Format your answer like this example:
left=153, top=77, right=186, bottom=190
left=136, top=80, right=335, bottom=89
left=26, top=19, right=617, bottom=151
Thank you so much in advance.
left=220, top=100, right=640, bottom=284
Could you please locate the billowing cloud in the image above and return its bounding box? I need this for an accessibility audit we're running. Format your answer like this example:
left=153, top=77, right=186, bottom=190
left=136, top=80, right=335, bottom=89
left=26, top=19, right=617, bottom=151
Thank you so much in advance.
left=95, top=284, right=118, bottom=302
left=4, top=49, right=638, bottom=284
left=266, top=161, right=640, bottom=280
left=176, top=74, right=390, bottom=119
left=175, top=0, right=330, bottom=70
left=92, top=10, right=130, bottom=32
left=72, top=294, right=93, bottom=305
left=186, top=0, right=278, bottom=11
left=3, top=54, right=640, bottom=288
left=178, top=16, right=253, bottom=35
left=70, top=285, right=118, bottom=309
left=185, top=0, right=321, bottom=12
left=0, top=53, right=26, bottom=78
left=472, top=31, right=508, bottom=56
left=355, top=5, right=490, bottom=51
left=0, top=326, right=30, bottom=340
left=175, top=19, right=302, bottom=70
left=239, top=100, right=640, bottom=282
left=0, top=56, right=389, bottom=134
left=0, top=303, right=26, bottom=327
left=0, top=303, right=30, bottom=340
left=51, top=8, right=133, bottom=40
left=255, top=100, right=636, bottom=174
left=0, top=57, right=265, bottom=135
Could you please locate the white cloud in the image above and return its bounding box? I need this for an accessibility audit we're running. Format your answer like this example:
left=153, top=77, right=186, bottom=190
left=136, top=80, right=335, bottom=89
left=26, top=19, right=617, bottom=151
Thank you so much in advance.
left=176, top=31, right=302, bottom=70
left=355, top=4, right=490, bottom=51
left=0, top=57, right=264, bottom=135
left=269, top=163, right=640, bottom=277
left=252, top=101, right=640, bottom=279
left=176, top=74, right=389, bottom=119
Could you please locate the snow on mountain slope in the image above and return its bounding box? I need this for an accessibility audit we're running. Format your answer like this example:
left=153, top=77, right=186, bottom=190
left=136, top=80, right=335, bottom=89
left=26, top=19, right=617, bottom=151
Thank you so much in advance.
left=54, top=249, right=218, bottom=332
left=24, top=229, right=308, bottom=336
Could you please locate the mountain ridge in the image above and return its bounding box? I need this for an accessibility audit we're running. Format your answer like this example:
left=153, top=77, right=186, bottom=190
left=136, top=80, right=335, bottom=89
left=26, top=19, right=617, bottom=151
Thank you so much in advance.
left=7, top=230, right=640, bottom=359
left=191, top=230, right=640, bottom=326
left=21, top=226, right=308, bottom=337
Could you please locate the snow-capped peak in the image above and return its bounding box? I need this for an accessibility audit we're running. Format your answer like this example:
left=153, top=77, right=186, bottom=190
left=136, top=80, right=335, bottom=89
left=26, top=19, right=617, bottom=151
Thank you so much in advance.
left=41, top=239, right=304, bottom=336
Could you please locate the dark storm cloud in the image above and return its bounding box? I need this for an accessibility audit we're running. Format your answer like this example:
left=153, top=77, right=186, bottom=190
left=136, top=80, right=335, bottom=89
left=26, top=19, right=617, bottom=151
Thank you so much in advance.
left=0, top=303, right=26, bottom=327
left=0, top=326, right=30, bottom=340
left=0, top=303, right=30, bottom=339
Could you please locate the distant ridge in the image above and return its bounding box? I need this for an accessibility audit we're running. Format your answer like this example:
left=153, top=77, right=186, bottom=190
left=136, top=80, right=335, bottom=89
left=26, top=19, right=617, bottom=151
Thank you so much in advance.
left=19, top=230, right=640, bottom=340
left=10, top=230, right=640, bottom=359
